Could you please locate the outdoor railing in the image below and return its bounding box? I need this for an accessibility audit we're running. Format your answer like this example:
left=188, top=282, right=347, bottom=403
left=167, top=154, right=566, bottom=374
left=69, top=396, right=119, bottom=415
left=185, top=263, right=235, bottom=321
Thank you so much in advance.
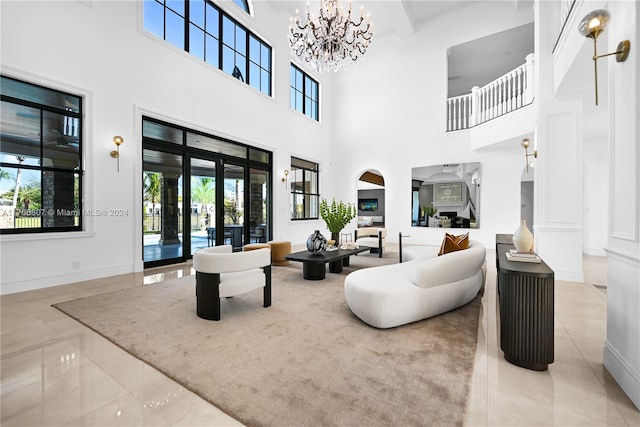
left=143, top=213, right=202, bottom=233
left=446, top=53, right=535, bottom=132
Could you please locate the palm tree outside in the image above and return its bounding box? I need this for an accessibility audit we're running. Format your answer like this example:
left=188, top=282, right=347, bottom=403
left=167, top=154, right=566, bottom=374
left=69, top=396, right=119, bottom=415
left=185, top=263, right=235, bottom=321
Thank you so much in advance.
left=191, top=177, right=215, bottom=230
left=144, top=172, right=161, bottom=231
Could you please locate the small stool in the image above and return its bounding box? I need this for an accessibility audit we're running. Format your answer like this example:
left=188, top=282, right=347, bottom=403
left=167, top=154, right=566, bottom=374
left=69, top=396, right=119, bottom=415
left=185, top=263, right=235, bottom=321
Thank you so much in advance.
left=243, top=243, right=271, bottom=252
left=268, top=241, right=291, bottom=266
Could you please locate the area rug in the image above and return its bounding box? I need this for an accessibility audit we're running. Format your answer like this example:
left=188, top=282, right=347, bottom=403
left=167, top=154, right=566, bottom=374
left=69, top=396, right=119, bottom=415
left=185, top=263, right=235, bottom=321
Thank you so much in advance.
left=54, top=254, right=481, bottom=426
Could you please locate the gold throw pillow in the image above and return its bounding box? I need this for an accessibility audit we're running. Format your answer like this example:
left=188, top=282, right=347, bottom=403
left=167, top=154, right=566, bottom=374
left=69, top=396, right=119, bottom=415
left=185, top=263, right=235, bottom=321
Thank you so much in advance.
left=438, top=233, right=469, bottom=256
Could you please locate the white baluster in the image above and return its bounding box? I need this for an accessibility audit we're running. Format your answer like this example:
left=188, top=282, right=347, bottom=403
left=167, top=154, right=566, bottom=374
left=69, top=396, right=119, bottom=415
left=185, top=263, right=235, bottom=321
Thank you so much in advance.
left=463, top=95, right=468, bottom=129
left=488, top=83, right=495, bottom=120
left=516, top=68, right=522, bottom=108
left=478, top=87, right=487, bottom=123
left=484, top=88, right=489, bottom=122
left=507, top=73, right=513, bottom=112
left=491, top=81, right=498, bottom=117
left=483, top=88, right=488, bottom=123
left=500, top=78, right=505, bottom=116
left=453, top=98, right=457, bottom=130
left=447, top=99, right=452, bottom=131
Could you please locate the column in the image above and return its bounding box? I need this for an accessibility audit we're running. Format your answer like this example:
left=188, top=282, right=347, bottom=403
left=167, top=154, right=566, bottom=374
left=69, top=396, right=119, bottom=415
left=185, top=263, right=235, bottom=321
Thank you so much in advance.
left=159, top=174, right=180, bottom=245
left=603, top=0, right=640, bottom=411
left=533, top=1, right=584, bottom=282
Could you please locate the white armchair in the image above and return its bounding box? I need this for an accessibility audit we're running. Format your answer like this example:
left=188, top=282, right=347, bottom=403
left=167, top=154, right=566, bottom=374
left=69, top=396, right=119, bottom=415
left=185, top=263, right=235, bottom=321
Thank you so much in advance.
left=193, top=245, right=271, bottom=320
left=354, top=227, right=387, bottom=258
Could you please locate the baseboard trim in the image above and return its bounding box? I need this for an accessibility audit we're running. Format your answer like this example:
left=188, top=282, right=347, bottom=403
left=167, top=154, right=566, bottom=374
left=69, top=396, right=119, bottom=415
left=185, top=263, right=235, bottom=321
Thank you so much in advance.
left=553, top=269, right=584, bottom=283
left=604, top=340, right=640, bottom=411
left=583, top=246, right=606, bottom=257
left=0, top=264, right=135, bottom=295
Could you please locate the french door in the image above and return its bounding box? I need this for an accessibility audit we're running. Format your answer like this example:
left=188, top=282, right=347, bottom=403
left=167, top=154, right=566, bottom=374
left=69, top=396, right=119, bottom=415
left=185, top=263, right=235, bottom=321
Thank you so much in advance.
left=142, top=117, right=271, bottom=268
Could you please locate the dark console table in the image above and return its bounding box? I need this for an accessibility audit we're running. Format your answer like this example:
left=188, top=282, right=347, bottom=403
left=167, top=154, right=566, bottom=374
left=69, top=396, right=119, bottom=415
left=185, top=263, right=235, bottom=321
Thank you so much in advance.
left=496, top=234, right=555, bottom=371
left=285, top=246, right=370, bottom=280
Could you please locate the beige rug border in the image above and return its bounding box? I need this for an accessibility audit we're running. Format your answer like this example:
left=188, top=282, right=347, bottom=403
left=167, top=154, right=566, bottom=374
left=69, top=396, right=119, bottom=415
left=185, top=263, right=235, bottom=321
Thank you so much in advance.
left=52, top=260, right=482, bottom=426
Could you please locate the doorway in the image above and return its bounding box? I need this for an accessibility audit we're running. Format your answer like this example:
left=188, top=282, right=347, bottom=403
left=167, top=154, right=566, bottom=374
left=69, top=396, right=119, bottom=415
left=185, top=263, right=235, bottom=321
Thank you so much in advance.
left=142, top=117, right=272, bottom=268
left=357, top=170, right=385, bottom=227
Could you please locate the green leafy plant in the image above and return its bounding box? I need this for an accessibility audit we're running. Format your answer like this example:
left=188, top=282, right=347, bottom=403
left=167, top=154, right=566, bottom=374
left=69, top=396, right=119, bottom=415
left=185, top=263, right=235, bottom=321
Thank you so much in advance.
left=424, top=206, right=437, bottom=217
left=320, top=198, right=356, bottom=234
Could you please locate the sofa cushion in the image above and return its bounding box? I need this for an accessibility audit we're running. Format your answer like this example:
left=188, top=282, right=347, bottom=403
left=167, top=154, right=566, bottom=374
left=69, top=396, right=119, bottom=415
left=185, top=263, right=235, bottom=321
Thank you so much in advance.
left=414, top=241, right=485, bottom=289
left=344, top=241, right=487, bottom=328
left=438, top=233, right=469, bottom=256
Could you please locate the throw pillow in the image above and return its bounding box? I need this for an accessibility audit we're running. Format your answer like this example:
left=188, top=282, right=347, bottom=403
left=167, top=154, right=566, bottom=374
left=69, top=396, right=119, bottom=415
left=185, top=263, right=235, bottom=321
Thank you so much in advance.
left=438, top=232, right=469, bottom=256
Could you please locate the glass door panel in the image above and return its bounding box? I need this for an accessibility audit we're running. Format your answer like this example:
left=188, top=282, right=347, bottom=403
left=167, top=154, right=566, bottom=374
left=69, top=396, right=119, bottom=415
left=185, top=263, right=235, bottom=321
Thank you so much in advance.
left=223, top=163, right=245, bottom=250
left=249, top=168, right=268, bottom=243
left=190, top=157, right=216, bottom=255
left=143, top=149, right=183, bottom=263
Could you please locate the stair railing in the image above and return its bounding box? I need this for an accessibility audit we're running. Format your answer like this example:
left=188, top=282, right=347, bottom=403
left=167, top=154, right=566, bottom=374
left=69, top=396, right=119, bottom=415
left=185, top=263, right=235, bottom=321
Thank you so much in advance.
left=446, top=53, right=535, bottom=132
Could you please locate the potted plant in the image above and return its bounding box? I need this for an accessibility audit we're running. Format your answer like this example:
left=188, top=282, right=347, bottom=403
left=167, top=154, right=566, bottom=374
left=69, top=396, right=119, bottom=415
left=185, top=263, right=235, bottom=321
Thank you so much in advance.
left=320, top=198, right=357, bottom=245
left=423, top=206, right=437, bottom=227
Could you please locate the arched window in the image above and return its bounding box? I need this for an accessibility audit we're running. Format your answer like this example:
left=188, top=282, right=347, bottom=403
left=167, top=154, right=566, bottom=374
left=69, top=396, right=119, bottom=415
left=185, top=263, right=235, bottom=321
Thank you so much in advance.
left=233, top=0, right=250, bottom=13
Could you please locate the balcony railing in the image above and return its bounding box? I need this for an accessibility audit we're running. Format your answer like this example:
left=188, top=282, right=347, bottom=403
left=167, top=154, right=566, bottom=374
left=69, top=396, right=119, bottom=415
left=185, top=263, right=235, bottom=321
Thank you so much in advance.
left=446, top=53, right=535, bottom=132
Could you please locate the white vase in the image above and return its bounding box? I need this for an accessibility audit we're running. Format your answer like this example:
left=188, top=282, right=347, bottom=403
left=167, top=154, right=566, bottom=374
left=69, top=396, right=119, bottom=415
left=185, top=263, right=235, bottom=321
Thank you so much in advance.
left=513, top=220, right=534, bottom=253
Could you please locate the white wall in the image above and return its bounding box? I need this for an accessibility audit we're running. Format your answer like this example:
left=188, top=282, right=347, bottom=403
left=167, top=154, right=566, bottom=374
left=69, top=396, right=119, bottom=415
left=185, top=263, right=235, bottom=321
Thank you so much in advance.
left=602, top=0, right=640, bottom=411
left=583, top=136, right=609, bottom=256
left=328, top=2, right=535, bottom=248
left=0, top=0, right=615, bottom=291
left=0, top=0, right=333, bottom=293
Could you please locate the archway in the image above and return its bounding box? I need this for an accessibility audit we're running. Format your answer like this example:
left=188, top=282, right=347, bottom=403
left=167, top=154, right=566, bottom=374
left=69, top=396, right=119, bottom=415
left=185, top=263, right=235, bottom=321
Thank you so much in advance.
left=357, top=170, right=385, bottom=227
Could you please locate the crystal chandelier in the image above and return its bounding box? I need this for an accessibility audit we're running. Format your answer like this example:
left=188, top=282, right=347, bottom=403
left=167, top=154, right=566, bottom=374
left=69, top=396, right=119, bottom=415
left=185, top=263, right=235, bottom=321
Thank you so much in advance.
left=288, top=0, right=374, bottom=73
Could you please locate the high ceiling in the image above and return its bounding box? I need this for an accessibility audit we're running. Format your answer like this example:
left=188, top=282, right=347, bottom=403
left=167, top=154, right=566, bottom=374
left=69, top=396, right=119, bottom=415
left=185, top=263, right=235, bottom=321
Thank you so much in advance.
left=448, top=22, right=534, bottom=97
left=271, top=0, right=534, bottom=96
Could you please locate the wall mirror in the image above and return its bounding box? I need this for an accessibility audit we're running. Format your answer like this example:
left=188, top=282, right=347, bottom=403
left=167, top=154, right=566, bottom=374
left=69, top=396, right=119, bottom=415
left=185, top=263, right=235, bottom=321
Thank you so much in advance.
left=411, top=162, right=480, bottom=229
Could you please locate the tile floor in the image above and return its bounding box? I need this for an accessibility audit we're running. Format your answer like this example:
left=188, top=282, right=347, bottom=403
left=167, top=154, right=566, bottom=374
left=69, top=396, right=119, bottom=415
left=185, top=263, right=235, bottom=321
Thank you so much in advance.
left=1, top=249, right=639, bottom=426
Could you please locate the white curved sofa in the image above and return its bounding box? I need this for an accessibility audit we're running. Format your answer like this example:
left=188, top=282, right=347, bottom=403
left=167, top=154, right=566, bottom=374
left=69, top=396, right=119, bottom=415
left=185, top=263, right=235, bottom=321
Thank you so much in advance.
left=344, top=241, right=486, bottom=329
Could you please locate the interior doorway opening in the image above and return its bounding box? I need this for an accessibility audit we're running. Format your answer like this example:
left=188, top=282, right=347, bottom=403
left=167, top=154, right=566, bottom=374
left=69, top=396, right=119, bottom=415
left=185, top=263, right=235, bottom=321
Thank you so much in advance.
left=357, top=170, right=385, bottom=228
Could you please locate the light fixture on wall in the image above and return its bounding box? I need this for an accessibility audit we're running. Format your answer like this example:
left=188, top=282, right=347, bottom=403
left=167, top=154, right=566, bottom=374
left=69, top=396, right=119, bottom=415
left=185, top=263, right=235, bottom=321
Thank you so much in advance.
left=521, top=138, right=537, bottom=173
left=110, top=135, right=124, bottom=172
left=288, top=0, right=374, bottom=73
left=578, top=9, right=631, bottom=106
left=281, top=169, right=289, bottom=185
left=471, top=172, right=480, bottom=187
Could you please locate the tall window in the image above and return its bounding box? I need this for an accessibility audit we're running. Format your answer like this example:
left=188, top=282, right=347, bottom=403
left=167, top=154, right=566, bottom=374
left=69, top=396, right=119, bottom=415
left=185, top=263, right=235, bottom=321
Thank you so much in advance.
left=290, top=64, right=319, bottom=121
left=0, top=75, right=82, bottom=233
left=290, top=157, right=319, bottom=220
left=144, top=0, right=272, bottom=96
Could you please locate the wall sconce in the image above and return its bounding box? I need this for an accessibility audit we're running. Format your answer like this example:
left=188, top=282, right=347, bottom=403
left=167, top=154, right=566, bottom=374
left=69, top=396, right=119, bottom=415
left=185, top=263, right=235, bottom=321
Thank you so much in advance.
left=471, top=172, right=480, bottom=187
left=281, top=169, right=289, bottom=185
left=578, top=9, right=631, bottom=106
left=110, top=135, right=124, bottom=172
left=521, top=138, right=537, bottom=173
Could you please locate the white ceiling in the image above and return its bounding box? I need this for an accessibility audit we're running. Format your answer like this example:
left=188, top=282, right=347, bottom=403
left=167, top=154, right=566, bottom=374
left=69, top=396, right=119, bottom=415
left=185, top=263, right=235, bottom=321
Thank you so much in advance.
left=447, top=22, right=534, bottom=96
left=273, top=0, right=534, bottom=95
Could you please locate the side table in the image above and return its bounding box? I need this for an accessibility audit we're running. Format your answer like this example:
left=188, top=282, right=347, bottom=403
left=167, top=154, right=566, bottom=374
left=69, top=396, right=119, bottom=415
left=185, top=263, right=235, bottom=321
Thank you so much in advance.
left=496, top=236, right=555, bottom=371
